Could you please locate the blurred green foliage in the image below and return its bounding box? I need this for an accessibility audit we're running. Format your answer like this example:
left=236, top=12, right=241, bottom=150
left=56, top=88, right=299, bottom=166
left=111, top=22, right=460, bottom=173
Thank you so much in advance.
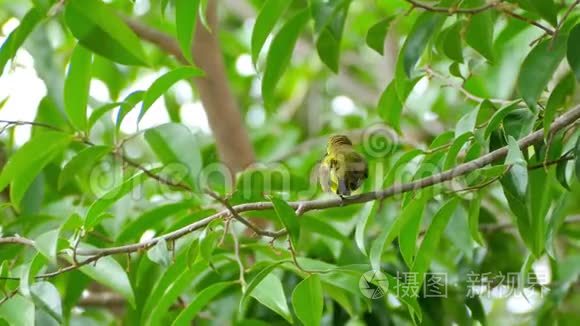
left=0, top=0, right=579, bottom=325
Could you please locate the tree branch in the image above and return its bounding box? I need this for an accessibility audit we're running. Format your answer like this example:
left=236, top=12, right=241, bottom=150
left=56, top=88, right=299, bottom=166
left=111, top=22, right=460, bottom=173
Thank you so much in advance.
left=123, top=18, right=187, bottom=64
left=1, top=105, right=579, bottom=279
left=74, top=104, right=580, bottom=257
left=204, top=189, right=287, bottom=238
left=0, top=236, right=34, bottom=247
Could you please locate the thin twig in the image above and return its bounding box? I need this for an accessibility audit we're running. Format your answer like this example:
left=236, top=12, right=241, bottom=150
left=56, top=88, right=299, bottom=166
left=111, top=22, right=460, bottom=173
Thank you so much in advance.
left=287, top=239, right=308, bottom=274
left=424, top=67, right=518, bottom=106
left=404, top=0, right=555, bottom=35
left=528, top=153, right=575, bottom=170
left=118, top=153, right=192, bottom=191
left=231, top=228, right=246, bottom=290
left=72, top=230, right=83, bottom=266
left=0, top=288, right=18, bottom=306
left=448, top=165, right=510, bottom=194
left=219, top=217, right=231, bottom=247
left=501, top=10, right=555, bottom=35
left=405, top=0, right=497, bottom=14
left=204, top=189, right=287, bottom=238
left=0, top=236, right=34, bottom=247
left=552, top=0, right=580, bottom=47
left=0, top=120, right=64, bottom=133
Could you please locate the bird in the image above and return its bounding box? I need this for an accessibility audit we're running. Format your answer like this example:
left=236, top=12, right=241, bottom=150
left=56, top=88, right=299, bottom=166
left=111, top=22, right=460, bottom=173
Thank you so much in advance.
left=319, top=135, right=368, bottom=198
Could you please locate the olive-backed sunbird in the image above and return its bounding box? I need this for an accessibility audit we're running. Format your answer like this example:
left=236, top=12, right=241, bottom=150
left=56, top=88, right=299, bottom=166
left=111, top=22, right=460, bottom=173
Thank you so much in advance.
left=319, top=135, right=368, bottom=197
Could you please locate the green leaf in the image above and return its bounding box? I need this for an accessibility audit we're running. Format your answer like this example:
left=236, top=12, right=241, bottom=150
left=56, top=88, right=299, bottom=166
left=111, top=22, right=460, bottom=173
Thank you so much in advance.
left=504, top=108, right=537, bottom=140
left=465, top=4, right=494, bottom=61
left=0, top=131, right=71, bottom=208
left=444, top=132, right=473, bottom=170
left=147, top=238, right=171, bottom=267
left=172, top=282, right=234, bottom=326
left=322, top=283, right=354, bottom=316
left=240, top=260, right=289, bottom=312
left=116, top=202, right=193, bottom=243
left=116, top=90, right=145, bottom=133
left=270, top=196, right=300, bottom=245
left=34, top=230, right=60, bottom=264
left=505, top=136, right=528, bottom=198
left=377, top=80, right=403, bottom=132
left=545, top=73, right=575, bottom=138
left=198, top=228, right=221, bottom=263
left=291, top=274, right=323, bottom=326
left=142, top=251, right=193, bottom=319
left=84, top=171, right=149, bottom=229
left=402, top=12, right=445, bottom=77
left=144, top=123, right=202, bottom=190
left=369, top=196, right=425, bottom=272
left=58, top=145, right=112, bottom=189
left=145, top=257, right=224, bottom=326
left=0, top=261, right=8, bottom=293
left=20, top=254, right=47, bottom=298
left=88, top=102, right=123, bottom=130
left=545, top=194, right=572, bottom=257
left=0, top=7, right=45, bottom=77
left=412, top=198, right=459, bottom=287
left=449, top=61, right=463, bottom=79
left=468, top=194, right=485, bottom=246
left=250, top=274, right=292, bottom=324
left=65, top=0, right=148, bottom=66
left=234, top=167, right=309, bottom=200
left=366, top=17, right=395, bottom=55
left=529, top=167, right=553, bottom=256
left=525, top=0, right=558, bottom=26
left=455, top=107, right=479, bottom=138
left=71, top=244, right=135, bottom=307
left=466, top=296, right=487, bottom=326
left=464, top=141, right=483, bottom=162
left=556, top=156, right=570, bottom=190
left=300, top=216, right=348, bottom=242
left=354, top=202, right=374, bottom=256
left=262, top=9, right=310, bottom=104
left=0, top=295, right=34, bottom=326
left=484, top=101, right=520, bottom=139
left=198, top=0, right=210, bottom=32
left=30, top=281, right=62, bottom=323
left=576, top=135, right=580, bottom=182
left=0, top=97, right=8, bottom=111
left=61, top=213, right=83, bottom=235
left=429, top=130, right=455, bottom=149
left=313, top=0, right=351, bottom=72
left=442, top=21, right=464, bottom=63
left=399, top=196, right=427, bottom=267
left=139, top=67, right=204, bottom=123
left=64, top=44, right=92, bottom=131
left=568, top=24, right=580, bottom=81
left=384, top=149, right=424, bottom=186
left=518, top=36, right=567, bottom=111
left=251, top=0, right=292, bottom=64
left=175, top=0, right=200, bottom=63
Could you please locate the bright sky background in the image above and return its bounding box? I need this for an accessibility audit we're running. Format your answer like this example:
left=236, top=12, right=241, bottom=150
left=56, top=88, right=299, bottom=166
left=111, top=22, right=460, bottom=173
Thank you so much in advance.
left=0, top=16, right=215, bottom=146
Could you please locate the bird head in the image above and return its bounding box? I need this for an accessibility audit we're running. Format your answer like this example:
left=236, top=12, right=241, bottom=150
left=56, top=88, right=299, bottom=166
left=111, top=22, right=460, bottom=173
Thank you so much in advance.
left=327, top=135, right=353, bottom=155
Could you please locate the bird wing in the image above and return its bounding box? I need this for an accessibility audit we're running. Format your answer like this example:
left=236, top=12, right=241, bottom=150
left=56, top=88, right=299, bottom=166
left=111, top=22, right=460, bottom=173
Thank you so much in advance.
left=318, top=160, right=331, bottom=193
